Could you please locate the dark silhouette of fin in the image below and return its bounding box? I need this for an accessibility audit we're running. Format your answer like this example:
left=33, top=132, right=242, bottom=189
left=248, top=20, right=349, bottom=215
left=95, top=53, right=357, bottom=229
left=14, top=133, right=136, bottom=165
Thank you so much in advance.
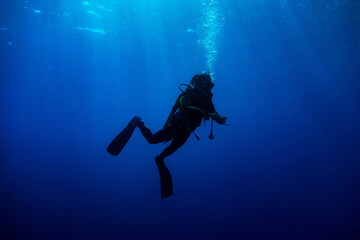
left=155, top=156, right=173, bottom=198
left=107, top=123, right=136, bottom=156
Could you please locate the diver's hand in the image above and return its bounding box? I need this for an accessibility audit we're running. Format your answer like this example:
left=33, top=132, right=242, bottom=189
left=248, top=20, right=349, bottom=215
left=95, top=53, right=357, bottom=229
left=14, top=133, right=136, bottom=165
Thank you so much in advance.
left=218, top=115, right=227, bottom=125
left=209, top=112, right=226, bottom=125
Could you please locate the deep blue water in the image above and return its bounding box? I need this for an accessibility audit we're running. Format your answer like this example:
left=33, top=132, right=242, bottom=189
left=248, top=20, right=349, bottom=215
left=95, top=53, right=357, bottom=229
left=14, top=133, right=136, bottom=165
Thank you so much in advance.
left=1, top=0, right=360, bottom=239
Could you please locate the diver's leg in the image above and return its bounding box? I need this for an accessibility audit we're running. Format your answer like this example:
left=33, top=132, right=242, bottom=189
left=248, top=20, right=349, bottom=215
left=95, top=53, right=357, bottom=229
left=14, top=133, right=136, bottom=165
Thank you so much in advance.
left=155, top=132, right=190, bottom=198
left=158, top=132, right=191, bottom=160
left=134, top=118, right=173, bottom=144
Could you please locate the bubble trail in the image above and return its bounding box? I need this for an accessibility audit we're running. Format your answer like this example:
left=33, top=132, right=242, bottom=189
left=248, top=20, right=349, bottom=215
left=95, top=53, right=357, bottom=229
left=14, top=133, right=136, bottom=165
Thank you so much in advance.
left=199, top=0, right=223, bottom=75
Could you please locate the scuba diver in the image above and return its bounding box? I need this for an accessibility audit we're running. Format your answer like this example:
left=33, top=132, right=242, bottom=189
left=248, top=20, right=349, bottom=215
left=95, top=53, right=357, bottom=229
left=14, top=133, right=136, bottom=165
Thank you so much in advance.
left=107, top=72, right=227, bottom=198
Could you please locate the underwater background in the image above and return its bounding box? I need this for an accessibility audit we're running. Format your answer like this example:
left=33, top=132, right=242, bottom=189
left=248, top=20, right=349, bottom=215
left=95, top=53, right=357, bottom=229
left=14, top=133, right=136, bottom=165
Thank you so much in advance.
left=1, top=0, right=360, bottom=239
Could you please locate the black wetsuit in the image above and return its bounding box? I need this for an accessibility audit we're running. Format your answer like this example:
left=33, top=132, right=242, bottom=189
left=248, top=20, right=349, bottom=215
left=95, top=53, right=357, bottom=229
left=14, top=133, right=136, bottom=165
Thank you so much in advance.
left=137, top=88, right=216, bottom=160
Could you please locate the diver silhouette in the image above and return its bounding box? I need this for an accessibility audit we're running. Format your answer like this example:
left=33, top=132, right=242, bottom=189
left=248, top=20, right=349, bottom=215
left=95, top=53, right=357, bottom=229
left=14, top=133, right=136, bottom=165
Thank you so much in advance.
left=107, top=73, right=227, bottom=198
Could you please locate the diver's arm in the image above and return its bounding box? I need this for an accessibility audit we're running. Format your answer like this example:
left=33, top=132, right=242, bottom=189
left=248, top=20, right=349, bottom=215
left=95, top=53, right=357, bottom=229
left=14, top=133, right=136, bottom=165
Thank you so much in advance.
left=208, top=112, right=226, bottom=125
left=206, top=99, right=226, bottom=124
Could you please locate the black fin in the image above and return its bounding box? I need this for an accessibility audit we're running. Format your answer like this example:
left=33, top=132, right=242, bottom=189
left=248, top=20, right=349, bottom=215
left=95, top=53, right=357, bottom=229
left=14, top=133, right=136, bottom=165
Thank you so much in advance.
left=155, top=156, right=173, bottom=198
left=107, top=122, right=136, bottom=156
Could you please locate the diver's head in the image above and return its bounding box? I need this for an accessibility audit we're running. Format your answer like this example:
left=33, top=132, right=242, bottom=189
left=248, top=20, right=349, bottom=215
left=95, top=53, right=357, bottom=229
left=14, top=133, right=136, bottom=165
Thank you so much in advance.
left=190, top=73, right=214, bottom=92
